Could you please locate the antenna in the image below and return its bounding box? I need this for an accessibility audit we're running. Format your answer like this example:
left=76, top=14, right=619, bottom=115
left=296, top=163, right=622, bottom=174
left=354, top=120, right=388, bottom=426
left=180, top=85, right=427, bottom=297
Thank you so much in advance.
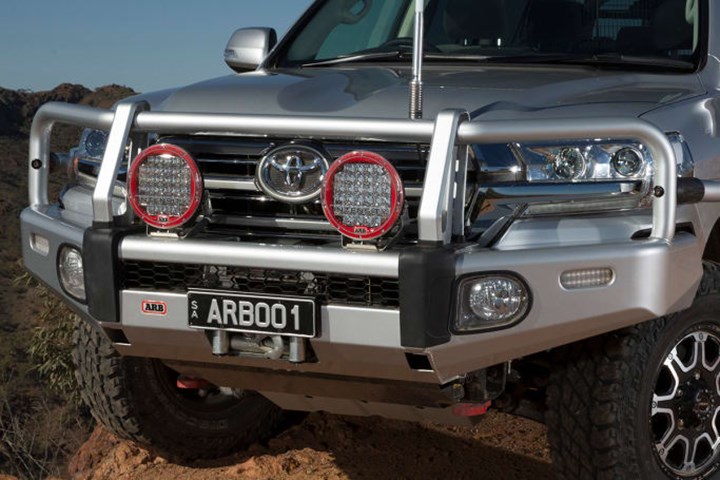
left=409, top=0, right=424, bottom=119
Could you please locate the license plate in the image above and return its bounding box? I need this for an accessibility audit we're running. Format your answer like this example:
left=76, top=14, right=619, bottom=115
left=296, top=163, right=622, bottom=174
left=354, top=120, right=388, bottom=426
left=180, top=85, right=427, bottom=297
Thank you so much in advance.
left=188, top=290, right=316, bottom=338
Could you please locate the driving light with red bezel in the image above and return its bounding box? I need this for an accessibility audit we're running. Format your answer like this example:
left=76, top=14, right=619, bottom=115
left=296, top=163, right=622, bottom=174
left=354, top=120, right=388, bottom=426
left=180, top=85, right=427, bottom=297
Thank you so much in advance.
left=128, top=144, right=202, bottom=229
left=322, top=151, right=404, bottom=241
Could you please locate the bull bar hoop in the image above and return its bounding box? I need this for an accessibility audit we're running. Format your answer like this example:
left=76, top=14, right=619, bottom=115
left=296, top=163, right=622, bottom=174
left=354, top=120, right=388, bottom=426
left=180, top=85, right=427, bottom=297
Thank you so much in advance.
left=29, top=101, right=679, bottom=244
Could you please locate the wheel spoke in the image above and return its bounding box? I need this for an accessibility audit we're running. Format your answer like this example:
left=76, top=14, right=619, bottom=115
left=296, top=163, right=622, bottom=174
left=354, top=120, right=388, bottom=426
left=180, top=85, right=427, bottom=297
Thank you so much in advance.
left=652, top=404, right=677, bottom=445
left=671, top=337, right=699, bottom=374
left=652, top=398, right=676, bottom=417
left=700, top=334, right=720, bottom=373
left=655, top=361, right=680, bottom=402
left=656, top=433, right=689, bottom=464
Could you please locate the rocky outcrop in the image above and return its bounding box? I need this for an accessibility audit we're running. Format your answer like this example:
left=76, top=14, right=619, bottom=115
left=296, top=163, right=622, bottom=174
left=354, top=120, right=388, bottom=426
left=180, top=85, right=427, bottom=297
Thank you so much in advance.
left=0, top=84, right=136, bottom=137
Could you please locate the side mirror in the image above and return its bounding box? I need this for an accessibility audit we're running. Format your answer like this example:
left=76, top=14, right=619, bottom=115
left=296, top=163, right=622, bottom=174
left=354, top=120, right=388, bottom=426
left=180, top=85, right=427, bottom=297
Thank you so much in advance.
left=224, top=27, right=278, bottom=73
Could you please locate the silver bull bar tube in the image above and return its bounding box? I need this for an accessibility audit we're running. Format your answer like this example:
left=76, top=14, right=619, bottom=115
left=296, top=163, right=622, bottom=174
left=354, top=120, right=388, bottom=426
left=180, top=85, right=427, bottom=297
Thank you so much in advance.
left=120, top=236, right=400, bottom=278
left=29, top=102, right=678, bottom=244
left=28, top=103, right=114, bottom=207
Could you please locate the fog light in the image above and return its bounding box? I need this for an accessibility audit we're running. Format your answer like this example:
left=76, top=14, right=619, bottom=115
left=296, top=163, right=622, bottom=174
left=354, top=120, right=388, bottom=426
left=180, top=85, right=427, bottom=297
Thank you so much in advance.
left=58, top=246, right=85, bottom=302
left=560, top=268, right=614, bottom=290
left=455, top=275, right=530, bottom=332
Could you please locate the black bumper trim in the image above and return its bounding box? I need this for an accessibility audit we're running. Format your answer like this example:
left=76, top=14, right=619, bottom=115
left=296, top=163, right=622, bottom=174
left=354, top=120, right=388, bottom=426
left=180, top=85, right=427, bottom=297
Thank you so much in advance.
left=398, top=246, right=457, bottom=348
left=83, top=223, right=141, bottom=323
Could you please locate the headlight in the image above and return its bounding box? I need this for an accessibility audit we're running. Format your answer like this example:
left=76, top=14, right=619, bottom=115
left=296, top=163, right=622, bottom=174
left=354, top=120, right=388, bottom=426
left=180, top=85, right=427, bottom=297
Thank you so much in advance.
left=471, top=134, right=694, bottom=220
left=81, top=129, right=109, bottom=159
left=69, top=128, right=109, bottom=181
left=519, top=140, right=651, bottom=182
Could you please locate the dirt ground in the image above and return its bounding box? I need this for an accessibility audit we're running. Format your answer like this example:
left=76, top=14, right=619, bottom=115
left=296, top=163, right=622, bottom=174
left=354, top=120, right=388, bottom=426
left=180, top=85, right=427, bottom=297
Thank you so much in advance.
left=0, top=103, right=556, bottom=479
left=68, top=412, right=553, bottom=480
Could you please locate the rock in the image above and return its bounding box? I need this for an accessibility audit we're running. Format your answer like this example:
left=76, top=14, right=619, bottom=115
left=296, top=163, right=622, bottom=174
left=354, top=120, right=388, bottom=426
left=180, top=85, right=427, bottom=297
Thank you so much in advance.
left=67, top=426, right=121, bottom=479
left=0, top=84, right=136, bottom=137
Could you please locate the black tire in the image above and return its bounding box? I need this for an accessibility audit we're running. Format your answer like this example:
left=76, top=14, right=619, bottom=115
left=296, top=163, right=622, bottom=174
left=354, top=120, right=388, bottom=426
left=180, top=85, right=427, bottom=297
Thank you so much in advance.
left=547, top=261, right=720, bottom=480
left=72, top=320, right=283, bottom=460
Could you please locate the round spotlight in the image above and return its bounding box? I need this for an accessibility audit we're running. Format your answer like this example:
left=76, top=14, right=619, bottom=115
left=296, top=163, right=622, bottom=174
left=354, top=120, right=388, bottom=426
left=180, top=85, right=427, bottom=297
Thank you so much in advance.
left=128, top=144, right=203, bottom=229
left=552, top=147, right=587, bottom=180
left=611, top=147, right=644, bottom=177
left=322, top=151, right=404, bottom=241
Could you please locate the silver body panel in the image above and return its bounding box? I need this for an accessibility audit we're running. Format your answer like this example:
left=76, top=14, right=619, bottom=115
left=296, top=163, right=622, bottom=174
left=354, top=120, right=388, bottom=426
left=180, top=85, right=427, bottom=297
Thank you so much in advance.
left=19, top=1, right=720, bottom=423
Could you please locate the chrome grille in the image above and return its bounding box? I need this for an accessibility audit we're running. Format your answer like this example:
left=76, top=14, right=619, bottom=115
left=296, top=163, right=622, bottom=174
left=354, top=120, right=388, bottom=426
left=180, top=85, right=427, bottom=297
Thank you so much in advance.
left=160, top=136, right=428, bottom=233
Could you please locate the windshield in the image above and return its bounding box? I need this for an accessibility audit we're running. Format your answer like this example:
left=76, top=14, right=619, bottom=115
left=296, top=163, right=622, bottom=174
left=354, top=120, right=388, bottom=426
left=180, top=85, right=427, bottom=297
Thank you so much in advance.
left=280, top=0, right=703, bottom=69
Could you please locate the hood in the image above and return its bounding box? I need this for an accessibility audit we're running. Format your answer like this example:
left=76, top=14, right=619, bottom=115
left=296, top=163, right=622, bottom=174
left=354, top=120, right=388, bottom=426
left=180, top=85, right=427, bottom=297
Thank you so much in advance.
left=140, top=65, right=705, bottom=121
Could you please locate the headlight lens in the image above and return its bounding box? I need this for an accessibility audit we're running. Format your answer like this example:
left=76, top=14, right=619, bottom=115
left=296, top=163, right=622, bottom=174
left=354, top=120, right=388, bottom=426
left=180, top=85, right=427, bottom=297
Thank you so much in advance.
left=520, top=141, right=650, bottom=182
left=552, top=147, right=587, bottom=180
left=82, top=129, right=109, bottom=158
left=69, top=129, right=110, bottom=181
left=611, top=147, right=645, bottom=177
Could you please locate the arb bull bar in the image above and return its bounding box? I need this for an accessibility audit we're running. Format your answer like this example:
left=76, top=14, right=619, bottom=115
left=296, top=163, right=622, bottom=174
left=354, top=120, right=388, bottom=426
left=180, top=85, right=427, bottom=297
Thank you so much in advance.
left=22, top=101, right=713, bottom=394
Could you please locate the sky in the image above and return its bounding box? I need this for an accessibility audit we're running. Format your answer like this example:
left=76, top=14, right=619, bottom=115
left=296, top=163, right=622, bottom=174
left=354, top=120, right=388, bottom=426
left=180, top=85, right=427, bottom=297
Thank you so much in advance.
left=0, top=0, right=314, bottom=93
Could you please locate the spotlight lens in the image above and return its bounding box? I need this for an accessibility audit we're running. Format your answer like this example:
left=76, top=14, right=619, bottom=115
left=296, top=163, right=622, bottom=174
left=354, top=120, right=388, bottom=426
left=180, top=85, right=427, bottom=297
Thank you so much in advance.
left=322, top=151, right=404, bottom=241
left=128, top=144, right=203, bottom=229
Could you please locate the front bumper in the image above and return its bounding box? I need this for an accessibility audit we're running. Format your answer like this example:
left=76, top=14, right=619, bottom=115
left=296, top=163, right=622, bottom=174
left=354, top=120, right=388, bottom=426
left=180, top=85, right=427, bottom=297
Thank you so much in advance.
left=22, top=204, right=702, bottom=385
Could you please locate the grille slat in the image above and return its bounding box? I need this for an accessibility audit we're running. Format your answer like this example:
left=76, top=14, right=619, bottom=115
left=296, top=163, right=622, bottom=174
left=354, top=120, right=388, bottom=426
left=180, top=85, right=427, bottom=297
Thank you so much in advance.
left=121, top=261, right=400, bottom=309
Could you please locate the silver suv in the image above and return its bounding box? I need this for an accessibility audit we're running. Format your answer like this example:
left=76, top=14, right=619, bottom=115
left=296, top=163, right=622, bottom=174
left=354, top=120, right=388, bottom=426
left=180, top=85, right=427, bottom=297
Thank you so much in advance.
left=21, top=0, right=720, bottom=478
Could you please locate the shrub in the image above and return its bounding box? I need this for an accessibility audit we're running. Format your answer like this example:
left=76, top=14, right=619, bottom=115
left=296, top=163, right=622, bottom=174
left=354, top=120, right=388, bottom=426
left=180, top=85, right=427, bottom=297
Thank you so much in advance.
left=27, top=288, right=81, bottom=404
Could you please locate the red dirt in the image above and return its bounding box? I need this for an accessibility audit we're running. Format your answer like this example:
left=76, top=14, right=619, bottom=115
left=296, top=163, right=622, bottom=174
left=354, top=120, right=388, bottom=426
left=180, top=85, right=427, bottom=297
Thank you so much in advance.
left=68, top=412, right=554, bottom=480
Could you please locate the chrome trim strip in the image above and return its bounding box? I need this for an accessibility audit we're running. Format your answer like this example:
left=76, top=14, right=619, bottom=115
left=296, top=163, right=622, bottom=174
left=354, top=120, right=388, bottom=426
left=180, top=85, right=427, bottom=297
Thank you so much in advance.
left=212, top=215, right=335, bottom=231
left=204, top=176, right=257, bottom=191
left=119, top=235, right=400, bottom=277
left=481, top=181, right=640, bottom=202
left=204, top=175, right=424, bottom=198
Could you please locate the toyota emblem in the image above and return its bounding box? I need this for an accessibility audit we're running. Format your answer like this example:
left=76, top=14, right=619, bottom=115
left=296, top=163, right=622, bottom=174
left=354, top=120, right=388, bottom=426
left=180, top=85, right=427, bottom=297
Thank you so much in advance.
left=257, top=144, right=330, bottom=204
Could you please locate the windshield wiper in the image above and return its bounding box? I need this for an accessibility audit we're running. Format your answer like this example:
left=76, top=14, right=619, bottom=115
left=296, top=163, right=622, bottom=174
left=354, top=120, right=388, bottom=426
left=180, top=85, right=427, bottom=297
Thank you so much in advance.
left=480, top=53, right=695, bottom=71
left=301, top=51, right=410, bottom=67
